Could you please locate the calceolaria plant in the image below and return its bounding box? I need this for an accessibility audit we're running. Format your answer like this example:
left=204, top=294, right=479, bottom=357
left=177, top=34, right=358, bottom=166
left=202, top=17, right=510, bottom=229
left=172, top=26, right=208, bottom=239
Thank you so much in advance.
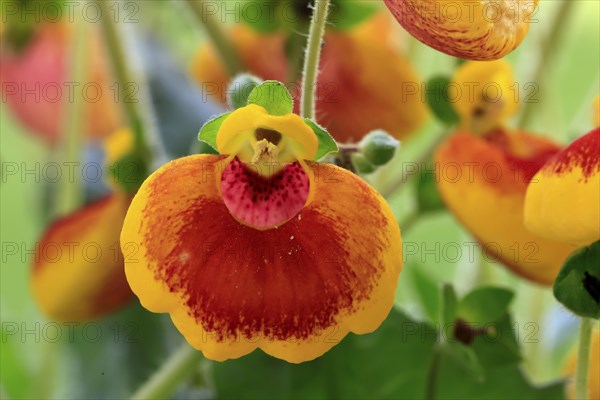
left=120, top=81, right=403, bottom=363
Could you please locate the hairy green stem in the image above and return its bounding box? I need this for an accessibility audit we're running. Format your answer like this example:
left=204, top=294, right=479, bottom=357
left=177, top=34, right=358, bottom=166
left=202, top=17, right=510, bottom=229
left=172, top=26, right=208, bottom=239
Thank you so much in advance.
left=130, top=344, right=204, bottom=400
left=575, top=318, right=593, bottom=400
left=185, top=0, right=243, bottom=76
left=300, top=0, right=331, bottom=119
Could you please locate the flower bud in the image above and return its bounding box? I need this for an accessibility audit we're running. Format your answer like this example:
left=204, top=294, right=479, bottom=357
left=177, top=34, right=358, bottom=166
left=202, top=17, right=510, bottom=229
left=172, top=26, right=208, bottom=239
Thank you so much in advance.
left=358, top=130, right=400, bottom=166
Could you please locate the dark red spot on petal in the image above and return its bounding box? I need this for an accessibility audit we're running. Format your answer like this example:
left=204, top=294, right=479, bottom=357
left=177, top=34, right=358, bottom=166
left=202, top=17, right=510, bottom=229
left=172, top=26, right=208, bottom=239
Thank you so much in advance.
left=545, top=128, right=600, bottom=181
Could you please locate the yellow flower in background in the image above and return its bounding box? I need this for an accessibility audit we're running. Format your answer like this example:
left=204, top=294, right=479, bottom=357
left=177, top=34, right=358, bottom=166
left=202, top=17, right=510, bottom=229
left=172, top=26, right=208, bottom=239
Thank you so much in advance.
left=452, top=60, right=519, bottom=134
left=191, top=13, right=427, bottom=143
left=524, top=128, right=600, bottom=247
left=384, top=0, right=539, bottom=60
left=121, top=103, right=403, bottom=363
left=31, top=129, right=136, bottom=321
left=435, top=130, right=578, bottom=285
left=564, top=331, right=600, bottom=400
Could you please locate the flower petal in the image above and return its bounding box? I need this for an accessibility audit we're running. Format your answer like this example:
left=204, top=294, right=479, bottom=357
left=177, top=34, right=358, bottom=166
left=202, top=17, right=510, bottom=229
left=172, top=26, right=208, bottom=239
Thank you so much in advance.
left=524, top=128, right=600, bottom=246
left=435, top=131, right=578, bottom=285
left=32, top=194, right=132, bottom=321
left=121, top=155, right=402, bottom=362
left=384, top=0, right=538, bottom=60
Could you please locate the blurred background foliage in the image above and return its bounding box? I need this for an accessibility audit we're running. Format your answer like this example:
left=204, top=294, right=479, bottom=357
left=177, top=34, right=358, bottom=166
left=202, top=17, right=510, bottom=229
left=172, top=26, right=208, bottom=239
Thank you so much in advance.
left=1, top=0, right=599, bottom=399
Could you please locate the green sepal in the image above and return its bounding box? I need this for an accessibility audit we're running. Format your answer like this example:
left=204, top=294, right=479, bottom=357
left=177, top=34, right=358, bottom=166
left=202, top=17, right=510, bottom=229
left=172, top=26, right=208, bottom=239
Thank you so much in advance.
left=247, top=81, right=293, bottom=116
left=227, top=74, right=263, bottom=110
left=329, top=1, right=379, bottom=31
left=553, top=241, right=600, bottom=319
left=358, top=130, right=400, bottom=166
left=426, top=76, right=460, bottom=126
left=442, top=342, right=485, bottom=383
left=198, top=112, right=231, bottom=152
left=350, top=153, right=376, bottom=174
left=304, top=119, right=339, bottom=160
left=442, top=284, right=458, bottom=331
left=107, top=152, right=149, bottom=194
left=457, top=287, right=514, bottom=326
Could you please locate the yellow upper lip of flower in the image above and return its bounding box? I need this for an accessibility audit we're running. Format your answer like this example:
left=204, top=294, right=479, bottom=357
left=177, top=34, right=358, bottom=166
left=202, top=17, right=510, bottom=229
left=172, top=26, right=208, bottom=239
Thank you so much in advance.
left=216, top=104, right=318, bottom=169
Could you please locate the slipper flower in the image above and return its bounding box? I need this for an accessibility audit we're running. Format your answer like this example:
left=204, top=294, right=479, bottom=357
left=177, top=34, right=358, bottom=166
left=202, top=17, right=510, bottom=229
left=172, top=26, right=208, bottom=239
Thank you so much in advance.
left=0, top=22, right=122, bottom=145
left=524, top=128, right=600, bottom=247
left=191, top=14, right=427, bottom=142
left=121, top=84, right=403, bottom=363
left=563, top=331, right=600, bottom=400
left=435, top=130, right=578, bottom=284
left=452, top=60, right=519, bottom=135
left=383, top=0, right=538, bottom=60
left=31, top=129, right=136, bottom=321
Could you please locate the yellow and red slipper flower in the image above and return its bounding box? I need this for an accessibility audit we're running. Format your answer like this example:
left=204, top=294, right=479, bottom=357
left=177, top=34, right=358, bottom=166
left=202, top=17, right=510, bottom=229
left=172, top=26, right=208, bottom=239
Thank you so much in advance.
left=524, top=128, right=600, bottom=247
left=121, top=87, right=402, bottom=363
left=452, top=60, right=519, bottom=135
left=0, top=22, right=122, bottom=144
left=384, top=0, right=538, bottom=60
left=191, top=13, right=427, bottom=142
left=32, top=194, right=133, bottom=321
left=435, top=130, right=578, bottom=285
left=563, top=331, right=600, bottom=400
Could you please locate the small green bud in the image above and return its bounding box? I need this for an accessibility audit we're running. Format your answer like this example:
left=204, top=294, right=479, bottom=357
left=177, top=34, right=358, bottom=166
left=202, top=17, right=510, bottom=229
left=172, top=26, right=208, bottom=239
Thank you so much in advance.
left=358, top=130, right=400, bottom=166
left=350, top=153, right=377, bottom=174
left=553, top=241, right=600, bottom=319
left=227, top=74, right=263, bottom=110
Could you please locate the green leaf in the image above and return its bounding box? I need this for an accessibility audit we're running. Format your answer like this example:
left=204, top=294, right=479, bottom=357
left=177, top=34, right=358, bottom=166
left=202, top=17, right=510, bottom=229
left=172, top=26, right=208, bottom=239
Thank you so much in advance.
left=457, top=287, right=514, bottom=325
left=247, top=81, right=293, bottom=116
left=227, top=73, right=263, bottom=110
left=304, top=119, right=339, bottom=160
left=553, top=241, right=600, bottom=319
left=443, top=342, right=485, bottom=382
left=212, top=309, right=565, bottom=399
left=239, top=0, right=282, bottom=33
left=329, top=1, right=379, bottom=31
left=198, top=112, right=231, bottom=152
left=411, top=266, right=442, bottom=324
left=415, top=161, right=446, bottom=213
left=442, top=284, right=458, bottom=328
left=425, top=76, right=460, bottom=126
left=358, top=130, right=400, bottom=166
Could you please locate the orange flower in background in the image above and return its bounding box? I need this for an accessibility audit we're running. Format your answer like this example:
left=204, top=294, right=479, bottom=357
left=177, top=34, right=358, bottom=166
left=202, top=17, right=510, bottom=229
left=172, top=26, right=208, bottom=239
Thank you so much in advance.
left=32, top=194, right=133, bottom=321
left=31, top=129, right=135, bottom=321
left=564, top=331, right=600, bottom=400
left=383, top=0, right=539, bottom=60
left=435, top=130, right=578, bottom=284
left=192, top=14, right=427, bottom=143
left=524, top=128, right=600, bottom=247
left=0, top=22, right=122, bottom=144
left=452, top=60, right=519, bottom=134
left=121, top=102, right=402, bottom=363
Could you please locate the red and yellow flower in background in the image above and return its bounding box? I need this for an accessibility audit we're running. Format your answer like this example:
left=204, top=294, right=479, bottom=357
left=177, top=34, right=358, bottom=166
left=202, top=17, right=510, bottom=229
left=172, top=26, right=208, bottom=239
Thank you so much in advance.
left=563, top=331, right=600, bottom=400
left=121, top=98, right=403, bottom=363
left=31, top=129, right=136, bottom=321
left=434, top=60, right=578, bottom=284
left=0, top=22, right=122, bottom=145
left=191, top=14, right=427, bottom=143
left=524, top=128, right=600, bottom=247
left=383, top=0, right=538, bottom=61
left=435, top=130, right=578, bottom=284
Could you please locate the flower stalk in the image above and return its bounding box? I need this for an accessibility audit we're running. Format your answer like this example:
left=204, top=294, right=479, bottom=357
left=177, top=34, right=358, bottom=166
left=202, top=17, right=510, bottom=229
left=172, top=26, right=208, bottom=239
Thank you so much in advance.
left=575, top=317, right=593, bottom=400
left=301, top=0, right=331, bottom=119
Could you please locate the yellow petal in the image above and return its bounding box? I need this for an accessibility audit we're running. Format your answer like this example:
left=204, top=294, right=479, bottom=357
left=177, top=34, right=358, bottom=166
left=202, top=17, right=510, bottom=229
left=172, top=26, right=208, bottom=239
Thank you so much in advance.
left=524, top=128, right=600, bottom=246
left=121, top=155, right=402, bottom=363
